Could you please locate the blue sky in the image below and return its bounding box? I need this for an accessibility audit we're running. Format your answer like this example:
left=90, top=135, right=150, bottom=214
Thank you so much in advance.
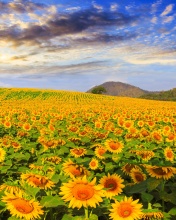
left=0, top=0, right=176, bottom=92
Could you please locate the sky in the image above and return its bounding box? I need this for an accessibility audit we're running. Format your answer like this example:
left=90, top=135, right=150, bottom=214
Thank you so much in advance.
left=0, top=0, right=176, bottom=92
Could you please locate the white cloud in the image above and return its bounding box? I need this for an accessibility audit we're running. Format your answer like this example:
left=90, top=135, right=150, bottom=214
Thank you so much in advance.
left=110, top=3, right=118, bottom=12
left=151, top=0, right=162, bottom=14
left=163, top=15, right=174, bottom=23
left=160, top=4, right=174, bottom=16
left=151, top=16, right=157, bottom=24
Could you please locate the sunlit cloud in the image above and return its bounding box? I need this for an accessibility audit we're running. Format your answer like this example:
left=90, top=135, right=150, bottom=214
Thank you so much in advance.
left=160, top=4, right=174, bottom=16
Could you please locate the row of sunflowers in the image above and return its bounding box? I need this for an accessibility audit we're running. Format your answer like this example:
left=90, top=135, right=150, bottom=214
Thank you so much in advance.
left=0, top=88, right=176, bottom=220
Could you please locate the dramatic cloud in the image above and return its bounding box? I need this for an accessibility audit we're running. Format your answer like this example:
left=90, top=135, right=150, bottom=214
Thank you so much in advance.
left=0, top=0, right=175, bottom=92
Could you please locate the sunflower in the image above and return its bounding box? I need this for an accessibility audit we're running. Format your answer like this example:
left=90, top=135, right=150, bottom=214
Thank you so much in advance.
left=99, top=173, right=125, bottom=199
left=95, top=121, right=103, bottom=129
left=95, top=146, right=107, bottom=159
left=21, top=173, right=55, bottom=189
left=164, top=147, right=174, bottom=162
left=105, top=139, right=124, bottom=154
left=121, top=163, right=141, bottom=176
left=3, top=121, right=11, bottom=128
left=0, top=183, right=24, bottom=194
left=22, top=123, right=32, bottom=131
left=141, top=209, right=163, bottom=219
left=2, top=191, right=44, bottom=220
left=123, top=120, right=134, bottom=130
left=70, top=148, right=87, bottom=158
left=59, top=176, right=104, bottom=209
left=0, top=148, right=6, bottom=162
left=62, top=159, right=89, bottom=178
left=109, top=196, right=143, bottom=220
left=130, top=168, right=146, bottom=184
left=136, top=150, right=155, bottom=162
left=151, top=131, right=163, bottom=143
left=89, top=158, right=99, bottom=170
left=137, top=120, right=145, bottom=128
left=165, top=132, right=175, bottom=142
left=145, top=165, right=176, bottom=180
left=44, top=156, right=62, bottom=164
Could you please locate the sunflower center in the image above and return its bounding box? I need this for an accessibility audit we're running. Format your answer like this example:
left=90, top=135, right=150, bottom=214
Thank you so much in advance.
left=12, top=198, right=34, bottom=214
left=104, top=179, right=117, bottom=191
left=109, top=142, right=120, bottom=150
left=166, top=151, right=173, bottom=158
left=70, top=167, right=82, bottom=176
left=118, top=203, right=132, bottom=217
left=134, top=173, right=144, bottom=182
left=153, top=168, right=167, bottom=175
left=73, top=149, right=84, bottom=155
left=72, top=184, right=94, bottom=201
left=98, top=149, right=106, bottom=156
left=29, top=176, right=48, bottom=187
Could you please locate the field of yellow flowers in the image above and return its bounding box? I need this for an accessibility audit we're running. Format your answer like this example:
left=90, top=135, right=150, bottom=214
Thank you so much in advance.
left=0, top=88, right=176, bottom=220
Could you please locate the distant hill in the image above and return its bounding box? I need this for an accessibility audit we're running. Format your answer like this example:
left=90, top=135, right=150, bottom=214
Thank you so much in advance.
left=87, top=81, right=150, bottom=97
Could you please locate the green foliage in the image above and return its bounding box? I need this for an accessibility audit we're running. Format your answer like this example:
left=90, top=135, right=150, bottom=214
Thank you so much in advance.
left=140, top=88, right=176, bottom=101
left=91, top=86, right=107, bottom=94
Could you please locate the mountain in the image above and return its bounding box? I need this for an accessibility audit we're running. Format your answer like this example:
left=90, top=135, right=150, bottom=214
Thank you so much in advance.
left=87, top=81, right=150, bottom=97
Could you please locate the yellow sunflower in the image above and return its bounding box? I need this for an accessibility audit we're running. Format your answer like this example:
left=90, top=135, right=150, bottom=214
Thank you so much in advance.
left=94, top=146, right=107, bottom=159
left=70, top=148, right=87, bottom=158
left=121, top=163, right=141, bottom=176
left=2, top=191, right=44, bottom=220
left=109, top=196, right=143, bottom=220
left=44, top=156, right=62, bottom=164
left=3, top=121, right=11, bottom=128
left=59, top=176, right=104, bottom=209
left=99, top=173, right=125, bottom=199
left=130, top=168, right=146, bottom=184
left=0, top=183, right=24, bottom=194
left=141, top=209, right=163, bottom=219
left=21, top=173, right=55, bottom=189
left=62, top=159, right=89, bottom=178
left=164, top=147, right=174, bottom=162
left=136, top=150, right=155, bottom=162
left=105, top=139, right=124, bottom=154
left=89, top=158, right=99, bottom=170
left=145, top=165, right=176, bottom=180
left=22, top=123, right=32, bottom=131
left=0, top=148, right=6, bottom=162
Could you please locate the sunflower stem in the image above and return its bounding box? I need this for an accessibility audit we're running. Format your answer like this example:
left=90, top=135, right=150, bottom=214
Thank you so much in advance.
left=84, top=207, right=89, bottom=219
left=161, top=180, right=165, bottom=212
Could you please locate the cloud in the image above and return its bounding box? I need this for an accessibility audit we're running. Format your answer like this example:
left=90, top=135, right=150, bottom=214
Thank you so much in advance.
left=162, top=15, right=174, bottom=23
left=0, top=6, right=139, bottom=47
left=110, top=3, right=118, bottom=12
left=160, top=4, right=174, bottom=16
left=0, top=0, right=46, bottom=14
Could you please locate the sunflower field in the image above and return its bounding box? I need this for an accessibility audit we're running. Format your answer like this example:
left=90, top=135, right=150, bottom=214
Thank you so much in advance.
left=0, top=88, right=176, bottom=220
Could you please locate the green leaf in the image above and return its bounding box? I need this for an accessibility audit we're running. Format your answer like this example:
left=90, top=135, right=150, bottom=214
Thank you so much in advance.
left=105, top=162, right=114, bottom=172
left=40, top=195, right=64, bottom=207
left=51, top=174, right=61, bottom=183
left=23, top=184, right=40, bottom=197
left=169, top=207, right=176, bottom=215
left=81, top=137, right=90, bottom=143
left=61, top=214, right=73, bottom=220
left=8, top=216, right=20, bottom=220
left=141, top=192, right=153, bottom=202
left=125, top=181, right=147, bottom=194
left=89, top=214, right=98, bottom=220
left=72, top=216, right=84, bottom=220
left=147, top=178, right=162, bottom=191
